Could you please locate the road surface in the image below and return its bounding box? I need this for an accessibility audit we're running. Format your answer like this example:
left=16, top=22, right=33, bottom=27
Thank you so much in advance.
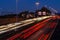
left=0, top=16, right=60, bottom=40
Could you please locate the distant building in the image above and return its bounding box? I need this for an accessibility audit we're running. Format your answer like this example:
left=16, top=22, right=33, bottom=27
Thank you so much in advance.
left=35, top=7, right=51, bottom=17
left=26, top=12, right=35, bottom=19
left=19, top=11, right=35, bottom=19
left=18, top=11, right=28, bottom=19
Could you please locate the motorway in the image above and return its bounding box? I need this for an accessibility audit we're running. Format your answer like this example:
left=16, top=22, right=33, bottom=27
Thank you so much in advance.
left=0, top=16, right=51, bottom=34
left=0, top=16, right=59, bottom=40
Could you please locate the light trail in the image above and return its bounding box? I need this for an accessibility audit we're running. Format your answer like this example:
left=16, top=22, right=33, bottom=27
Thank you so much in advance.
left=0, top=16, right=51, bottom=34
left=0, top=21, right=34, bottom=34
left=20, top=18, right=51, bottom=39
left=8, top=16, right=56, bottom=40
left=26, top=19, right=53, bottom=40
left=7, top=18, right=51, bottom=40
left=38, top=20, right=57, bottom=40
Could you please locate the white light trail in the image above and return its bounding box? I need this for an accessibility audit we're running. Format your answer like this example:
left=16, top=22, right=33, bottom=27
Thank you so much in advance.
left=0, top=16, right=52, bottom=34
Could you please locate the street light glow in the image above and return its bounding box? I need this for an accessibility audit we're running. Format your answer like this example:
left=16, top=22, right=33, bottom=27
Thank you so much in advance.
left=35, top=2, right=40, bottom=10
left=35, top=2, right=40, bottom=6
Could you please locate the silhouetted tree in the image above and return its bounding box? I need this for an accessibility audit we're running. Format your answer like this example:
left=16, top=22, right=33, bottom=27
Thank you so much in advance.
left=26, top=12, right=35, bottom=19
left=18, top=11, right=29, bottom=19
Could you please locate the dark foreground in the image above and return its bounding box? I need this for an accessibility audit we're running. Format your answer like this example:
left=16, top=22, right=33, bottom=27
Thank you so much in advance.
left=0, top=18, right=60, bottom=40
left=50, top=19, right=60, bottom=40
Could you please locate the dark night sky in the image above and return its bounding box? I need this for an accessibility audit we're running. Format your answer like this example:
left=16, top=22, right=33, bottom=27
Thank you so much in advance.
left=0, top=0, right=60, bottom=15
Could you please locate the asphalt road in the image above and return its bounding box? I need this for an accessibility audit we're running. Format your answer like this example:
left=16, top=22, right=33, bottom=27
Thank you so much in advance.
left=50, top=19, right=60, bottom=40
left=0, top=16, right=60, bottom=40
left=6, top=17, right=58, bottom=40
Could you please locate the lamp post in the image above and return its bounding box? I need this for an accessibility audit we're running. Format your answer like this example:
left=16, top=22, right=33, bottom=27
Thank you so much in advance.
left=35, top=2, right=40, bottom=10
left=16, top=0, right=18, bottom=22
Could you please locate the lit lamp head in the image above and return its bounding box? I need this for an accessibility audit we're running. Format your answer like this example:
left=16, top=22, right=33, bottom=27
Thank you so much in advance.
left=35, top=2, right=40, bottom=6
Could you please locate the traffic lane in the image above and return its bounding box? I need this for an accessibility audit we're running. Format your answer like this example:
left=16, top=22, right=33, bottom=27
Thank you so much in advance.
left=14, top=20, right=55, bottom=40
left=38, top=20, right=58, bottom=40
left=7, top=18, right=52, bottom=40
left=0, top=16, right=51, bottom=34
left=26, top=27, right=50, bottom=40
left=38, top=33, right=50, bottom=40
left=0, top=16, right=50, bottom=40
left=20, top=18, right=52, bottom=35
left=26, top=21, right=52, bottom=40
left=50, top=19, right=60, bottom=40
left=0, top=17, right=55, bottom=40
left=0, top=21, right=36, bottom=39
left=24, top=19, right=57, bottom=40
left=0, top=21, right=35, bottom=34
left=0, top=16, right=50, bottom=31
left=0, top=20, right=41, bottom=40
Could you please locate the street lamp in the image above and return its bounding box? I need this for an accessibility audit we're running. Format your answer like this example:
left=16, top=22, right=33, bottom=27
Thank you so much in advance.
left=35, top=2, right=40, bottom=10
left=16, top=0, right=18, bottom=22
